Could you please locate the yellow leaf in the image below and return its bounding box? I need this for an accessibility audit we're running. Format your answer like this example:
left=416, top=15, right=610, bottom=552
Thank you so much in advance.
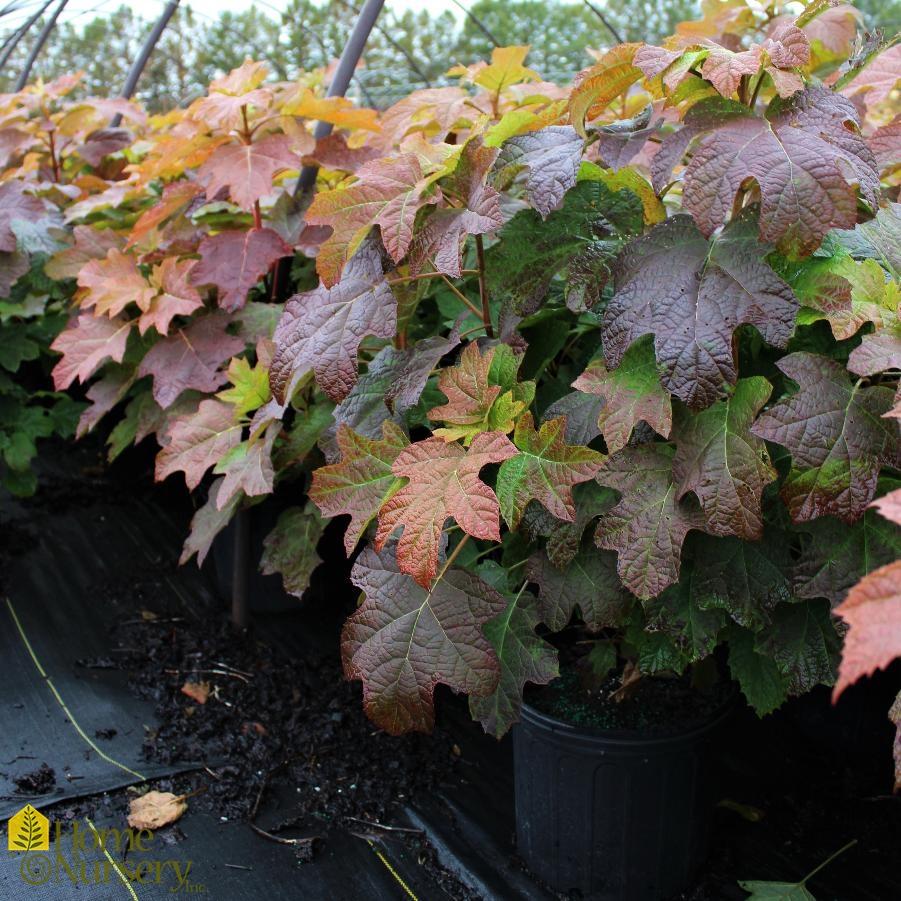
left=281, top=88, right=381, bottom=132
left=570, top=44, right=643, bottom=137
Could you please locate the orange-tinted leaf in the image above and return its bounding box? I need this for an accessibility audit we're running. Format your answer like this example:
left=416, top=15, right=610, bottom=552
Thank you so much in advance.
left=306, top=154, right=439, bottom=286
left=281, top=88, right=380, bottom=131
left=181, top=681, right=211, bottom=704
left=376, top=432, right=518, bottom=587
left=77, top=249, right=155, bottom=317
left=45, top=225, right=123, bottom=281
left=834, top=560, right=901, bottom=698
left=843, top=42, right=901, bottom=109
left=140, top=258, right=204, bottom=335
left=193, top=88, right=273, bottom=131
left=126, top=182, right=203, bottom=250
left=570, top=44, right=643, bottom=138
left=872, top=489, right=901, bottom=528
left=701, top=46, right=761, bottom=97
left=127, top=791, right=188, bottom=830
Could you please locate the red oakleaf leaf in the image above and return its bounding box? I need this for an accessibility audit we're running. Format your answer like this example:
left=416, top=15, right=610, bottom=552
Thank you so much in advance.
left=269, top=240, right=396, bottom=404
left=833, top=560, right=901, bottom=699
left=198, top=133, right=309, bottom=210
left=309, top=421, right=409, bottom=555
left=843, top=42, right=901, bottom=109
left=156, top=398, right=242, bottom=490
left=494, top=125, right=584, bottom=218
left=190, top=228, right=290, bottom=313
left=343, top=542, right=506, bottom=734
left=138, top=314, right=245, bottom=409
left=376, top=431, right=518, bottom=588
left=51, top=314, right=132, bottom=389
left=140, top=258, right=205, bottom=335
left=595, top=443, right=706, bottom=600
left=571, top=337, right=672, bottom=453
left=410, top=142, right=503, bottom=277
left=751, top=353, right=900, bottom=523
left=701, top=46, right=762, bottom=97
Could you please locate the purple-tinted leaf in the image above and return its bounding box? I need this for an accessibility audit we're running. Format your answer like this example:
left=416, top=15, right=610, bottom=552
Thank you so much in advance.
left=270, top=240, right=396, bottom=404
left=751, top=353, right=900, bottom=523
left=603, top=212, right=797, bottom=409
left=343, top=542, right=506, bottom=734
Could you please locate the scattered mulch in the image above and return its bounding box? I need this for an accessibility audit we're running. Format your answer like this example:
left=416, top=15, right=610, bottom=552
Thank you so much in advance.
left=13, top=762, right=57, bottom=795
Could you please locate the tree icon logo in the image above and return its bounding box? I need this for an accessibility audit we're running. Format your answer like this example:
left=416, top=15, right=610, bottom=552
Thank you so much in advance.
left=7, top=805, right=49, bottom=851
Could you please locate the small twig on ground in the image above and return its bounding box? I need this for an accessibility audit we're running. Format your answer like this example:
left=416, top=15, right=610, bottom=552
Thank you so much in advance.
left=344, top=816, right=423, bottom=835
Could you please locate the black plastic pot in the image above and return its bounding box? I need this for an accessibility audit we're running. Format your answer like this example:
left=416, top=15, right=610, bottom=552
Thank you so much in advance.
left=513, top=698, right=731, bottom=900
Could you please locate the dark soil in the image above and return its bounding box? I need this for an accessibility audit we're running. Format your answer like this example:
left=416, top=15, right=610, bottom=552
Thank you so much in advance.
left=527, top=668, right=734, bottom=736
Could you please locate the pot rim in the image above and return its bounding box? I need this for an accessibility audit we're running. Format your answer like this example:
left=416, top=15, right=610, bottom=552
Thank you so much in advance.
left=519, top=688, right=736, bottom=747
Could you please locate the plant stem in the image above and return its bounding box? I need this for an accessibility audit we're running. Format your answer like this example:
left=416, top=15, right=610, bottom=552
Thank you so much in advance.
left=800, top=839, right=857, bottom=886
left=253, top=200, right=263, bottom=231
left=440, top=275, right=484, bottom=319
left=474, top=235, right=494, bottom=338
left=748, top=71, right=766, bottom=109
left=388, top=270, right=479, bottom=285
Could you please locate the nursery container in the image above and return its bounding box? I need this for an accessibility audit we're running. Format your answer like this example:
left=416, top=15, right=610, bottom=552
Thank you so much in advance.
left=513, top=697, right=731, bottom=900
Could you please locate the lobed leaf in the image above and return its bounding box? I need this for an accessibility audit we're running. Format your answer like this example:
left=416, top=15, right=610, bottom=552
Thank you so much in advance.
left=344, top=543, right=507, bottom=734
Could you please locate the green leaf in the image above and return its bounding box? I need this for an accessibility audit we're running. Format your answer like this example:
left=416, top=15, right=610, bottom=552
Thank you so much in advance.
left=260, top=504, right=325, bottom=598
left=496, top=413, right=604, bottom=529
left=643, top=574, right=726, bottom=664
left=673, top=377, right=777, bottom=539
left=526, top=544, right=632, bottom=632
left=572, top=336, right=672, bottom=454
left=469, top=571, right=559, bottom=738
left=755, top=601, right=840, bottom=695
left=738, top=882, right=816, bottom=900
left=689, top=532, right=794, bottom=631
left=793, top=507, right=901, bottom=606
left=217, top=356, right=271, bottom=419
left=486, top=178, right=643, bottom=314
left=726, top=624, right=790, bottom=716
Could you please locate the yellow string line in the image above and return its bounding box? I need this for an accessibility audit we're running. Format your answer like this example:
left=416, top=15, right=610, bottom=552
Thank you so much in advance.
left=84, top=816, right=141, bottom=901
left=5, top=597, right=147, bottom=782
left=367, top=839, right=419, bottom=901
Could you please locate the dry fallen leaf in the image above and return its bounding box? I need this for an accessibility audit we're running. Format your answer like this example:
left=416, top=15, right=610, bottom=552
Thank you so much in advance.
left=127, top=791, right=188, bottom=830
left=181, top=680, right=211, bottom=704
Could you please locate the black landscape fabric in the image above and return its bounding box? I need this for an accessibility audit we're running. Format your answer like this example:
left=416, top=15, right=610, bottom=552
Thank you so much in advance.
left=0, top=501, right=206, bottom=821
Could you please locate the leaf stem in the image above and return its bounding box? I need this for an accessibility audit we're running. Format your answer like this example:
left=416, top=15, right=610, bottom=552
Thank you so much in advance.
left=434, top=534, right=471, bottom=584
left=440, top=275, right=484, bottom=319
left=800, top=839, right=857, bottom=886
left=474, top=235, right=494, bottom=338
